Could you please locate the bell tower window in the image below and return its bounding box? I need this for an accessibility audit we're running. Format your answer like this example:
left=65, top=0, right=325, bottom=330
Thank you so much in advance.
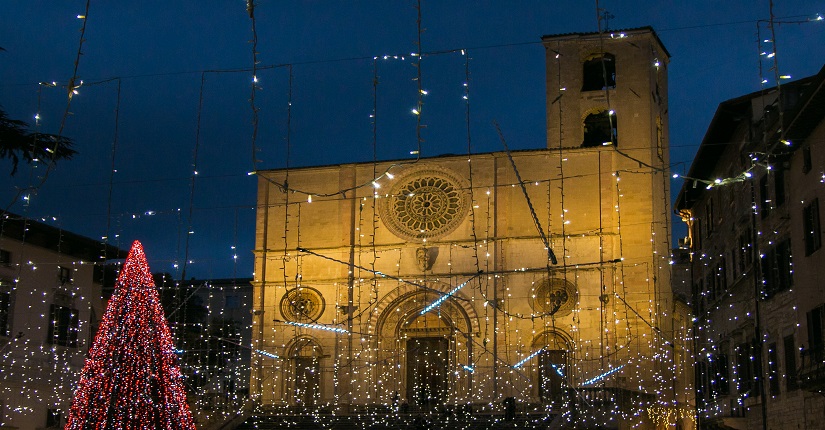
left=582, top=53, right=616, bottom=91
left=582, top=109, right=618, bottom=147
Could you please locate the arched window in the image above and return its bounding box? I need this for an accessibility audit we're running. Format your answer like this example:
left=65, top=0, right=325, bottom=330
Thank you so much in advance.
left=582, top=109, right=617, bottom=147
left=582, top=53, right=616, bottom=91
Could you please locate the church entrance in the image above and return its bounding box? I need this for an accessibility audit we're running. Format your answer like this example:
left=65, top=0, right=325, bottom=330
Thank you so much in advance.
left=290, top=337, right=323, bottom=407
left=406, top=336, right=448, bottom=406
left=538, top=349, right=567, bottom=404
left=294, top=356, right=320, bottom=406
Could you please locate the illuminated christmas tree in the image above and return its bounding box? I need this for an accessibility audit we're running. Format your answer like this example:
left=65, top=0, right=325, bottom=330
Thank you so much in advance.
left=65, top=240, right=196, bottom=429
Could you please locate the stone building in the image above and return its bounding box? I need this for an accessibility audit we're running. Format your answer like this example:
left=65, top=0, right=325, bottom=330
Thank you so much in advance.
left=253, top=27, right=691, bottom=429
left=675, top=65, right=825, bottom=428
left=0, top=212, right=124, bottom=429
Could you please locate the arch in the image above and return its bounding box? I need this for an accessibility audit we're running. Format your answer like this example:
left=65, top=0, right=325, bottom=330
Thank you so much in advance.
left=531, top=328, right=573, bottom=350
left=582, top=53, right=616, bottom=91
left=582, top=108, right=618, bottom=147
left=369, top=281, right=480, bottom=404
left=369, top=280, right=480, bottom=337
left=286, top=335, right=324, bottom=358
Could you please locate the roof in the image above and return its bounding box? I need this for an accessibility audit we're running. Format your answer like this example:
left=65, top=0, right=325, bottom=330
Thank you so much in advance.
left=675, top=67, right=825, bottom=210
left=541, top=26, right=671, bottom=59
left=256, top=147, right=556, bottom=174
left=0, top=211, right=127, bottom=262
left=785, top=65, right=825, bottom=142
left=674, top=94, right=752, bottom=210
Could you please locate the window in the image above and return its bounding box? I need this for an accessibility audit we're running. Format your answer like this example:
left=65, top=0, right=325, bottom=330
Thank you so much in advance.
left=46, top=408, right=61, bottom=428
left=729, top=250, right=737, bottom=282
left=47, top=304, right=79, bottom=347
left=760, top=175, right=771, bottom=219
left=807, top=305, right=825, bottom=363
left=774, top=168, right=786, bottom=207
left=768, top=343, right=780, bottom=395
left=784, top=335, right=798, bottom=391
left=582, top=53, right=616, bottom=91
left=694, top=219, right=702, bottom=250
left=582, top=109, right=618, bottom=147
left=804, top=198, right=821, bottom=256
left=738, top=227, right=753, bottom=272
left=705, top=272, right=715, bottom=302
left=58, top=266, right=72, bottom=284
left=696, top=361, right=709, bottom=409
left=736, top=341, right=757, bottom=395
left=0, top=249, right=9, bottom=266
left=0, top=279, right=11, bottom=337
left=716, top=258, right=727, bottom=296
left=693, top=280, right=705, bottom=316
left=711, top=353, right=730, bottom=396
left=803, top=145, right=812, bottom=174
left=761, top=239, right=793, bottom=298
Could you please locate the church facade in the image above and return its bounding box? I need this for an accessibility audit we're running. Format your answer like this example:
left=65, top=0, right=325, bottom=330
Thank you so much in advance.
left=252, top=27, right=692, bottom=429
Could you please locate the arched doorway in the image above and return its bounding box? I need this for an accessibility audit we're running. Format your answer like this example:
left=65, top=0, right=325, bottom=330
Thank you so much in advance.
left=532, top=330, right=572, bottom=405
left=371, top=284, right=479, bottom=406
left=403, top=312, right=452, bottom=406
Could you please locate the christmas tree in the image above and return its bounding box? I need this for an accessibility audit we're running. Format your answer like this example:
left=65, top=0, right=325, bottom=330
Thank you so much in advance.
left=65, top=241, right=196, bottom=429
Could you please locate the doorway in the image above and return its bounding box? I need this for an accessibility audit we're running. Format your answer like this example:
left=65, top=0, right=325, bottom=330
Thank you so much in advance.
left=406, top=337, right=448, bottom=406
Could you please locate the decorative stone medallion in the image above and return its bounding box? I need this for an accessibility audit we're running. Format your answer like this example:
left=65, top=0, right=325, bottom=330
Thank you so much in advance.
left=379, top=168, right=470, bottom=241
left=280, top=287, right=325, bottom=322
left=529, top=278, right=577, bottom=317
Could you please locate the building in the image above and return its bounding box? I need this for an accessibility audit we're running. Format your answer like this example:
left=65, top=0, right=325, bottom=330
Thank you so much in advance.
left=154, top=275, right=254, bottom=427
left=252, top=27, right=691, bottom=429
left=675, top=65, right=825, bottom=428
left=0, top=212, right=125, bottom=429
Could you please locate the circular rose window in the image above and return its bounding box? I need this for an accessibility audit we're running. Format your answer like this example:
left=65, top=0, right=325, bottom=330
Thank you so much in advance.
left=529, top=278, right=577, bottom=317
left=379, top=168, right=470, bottom=241
left=280, top=287, right=325, bottom=323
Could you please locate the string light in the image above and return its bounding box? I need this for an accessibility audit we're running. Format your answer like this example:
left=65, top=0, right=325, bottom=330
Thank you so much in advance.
left=420, top=275, right=481, bottom=315
left=581, top=364, right=625, bottom=385
left=64, top=241, right=196, bottom=429
left=16, top=5, right=825, bottom=427
left=512, top=349, right=543, bottom=369
left=283, top=320, right=348, bottom=334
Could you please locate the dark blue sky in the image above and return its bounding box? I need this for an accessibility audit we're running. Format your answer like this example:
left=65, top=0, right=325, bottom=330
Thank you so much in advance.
left=1, top=1, right=823, bottom=279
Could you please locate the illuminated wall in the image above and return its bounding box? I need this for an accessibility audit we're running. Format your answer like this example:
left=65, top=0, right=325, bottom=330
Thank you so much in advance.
left=676, top=65, right=825, bottom=429
left=0, top=214, right=123, bottom=429
left=253, top=27, right=691, bottom=429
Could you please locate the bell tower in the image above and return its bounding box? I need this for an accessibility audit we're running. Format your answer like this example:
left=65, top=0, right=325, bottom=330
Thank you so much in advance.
left=543, top=26, right=669, bottom=159
left=540, top=27, right=688, bottom=427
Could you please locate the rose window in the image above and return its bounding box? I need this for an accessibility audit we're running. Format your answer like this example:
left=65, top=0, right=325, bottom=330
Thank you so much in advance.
left=379, top=168, right=469, bottom=241
left=280, top=287, right=325, bottom=322
left=529, top=278, right=577, bottom=317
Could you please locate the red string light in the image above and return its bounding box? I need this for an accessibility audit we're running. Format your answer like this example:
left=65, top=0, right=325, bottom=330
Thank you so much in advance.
left=64, top=240, right=195, bottom=429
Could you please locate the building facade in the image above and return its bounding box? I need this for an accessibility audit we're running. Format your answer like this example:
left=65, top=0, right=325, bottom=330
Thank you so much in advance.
left=675, top=65, right=825, bottom=429
left=253, top=27, right=691, bottom=429
left=0, top=213, right=124, bottom=429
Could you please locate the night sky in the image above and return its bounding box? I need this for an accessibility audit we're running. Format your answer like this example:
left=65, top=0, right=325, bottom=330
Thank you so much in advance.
left=1, top=1, right=823, bottom=280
